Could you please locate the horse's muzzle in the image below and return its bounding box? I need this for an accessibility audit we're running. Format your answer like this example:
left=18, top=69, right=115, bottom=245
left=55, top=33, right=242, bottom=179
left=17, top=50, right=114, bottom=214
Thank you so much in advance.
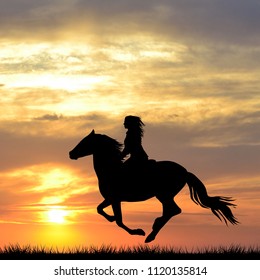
left=69, top=151, right=78, bottom=160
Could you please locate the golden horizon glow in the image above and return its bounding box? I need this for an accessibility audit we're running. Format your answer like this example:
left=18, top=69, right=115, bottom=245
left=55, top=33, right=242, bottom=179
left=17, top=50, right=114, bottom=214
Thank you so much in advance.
left=0, top=163, right=96, bottom=227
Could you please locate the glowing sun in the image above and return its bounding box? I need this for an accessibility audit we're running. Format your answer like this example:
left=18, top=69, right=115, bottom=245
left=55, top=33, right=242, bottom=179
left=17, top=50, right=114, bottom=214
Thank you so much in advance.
left=47, top=209, right=69, bottom=224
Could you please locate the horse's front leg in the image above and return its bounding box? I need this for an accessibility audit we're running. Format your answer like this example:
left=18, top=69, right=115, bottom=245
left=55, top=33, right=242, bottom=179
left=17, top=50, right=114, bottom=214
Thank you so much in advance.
left=112, top=201, right=145, bottom=236
left=97, top=199, right=115, bottom=222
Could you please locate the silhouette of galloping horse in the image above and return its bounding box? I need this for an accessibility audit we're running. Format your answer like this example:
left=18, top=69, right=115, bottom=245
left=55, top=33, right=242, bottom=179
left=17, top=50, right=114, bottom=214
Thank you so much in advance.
left=69, top=130, right=238, bottom=243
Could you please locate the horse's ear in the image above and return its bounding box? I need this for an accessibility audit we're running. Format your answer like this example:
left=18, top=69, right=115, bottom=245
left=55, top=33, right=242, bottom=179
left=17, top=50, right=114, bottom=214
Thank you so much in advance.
left=91, top=129, right=95, bottom=135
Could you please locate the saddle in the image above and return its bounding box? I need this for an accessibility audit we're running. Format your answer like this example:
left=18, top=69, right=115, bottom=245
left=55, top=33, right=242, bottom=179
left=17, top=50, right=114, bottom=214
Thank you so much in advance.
left=122, top=159, right=156, bottom=176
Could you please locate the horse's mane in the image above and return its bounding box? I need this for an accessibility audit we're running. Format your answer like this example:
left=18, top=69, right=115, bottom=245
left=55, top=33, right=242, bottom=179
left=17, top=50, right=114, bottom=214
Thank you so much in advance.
left=96, top=134, right=123, bottom=163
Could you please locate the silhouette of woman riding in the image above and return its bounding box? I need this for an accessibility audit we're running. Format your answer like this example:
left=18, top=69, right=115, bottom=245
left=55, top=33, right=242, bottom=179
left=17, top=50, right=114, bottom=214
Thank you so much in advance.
left=121, top=115, right=148, bottom=167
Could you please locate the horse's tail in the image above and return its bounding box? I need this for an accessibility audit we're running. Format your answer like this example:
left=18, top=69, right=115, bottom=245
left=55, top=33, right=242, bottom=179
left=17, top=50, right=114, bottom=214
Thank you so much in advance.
left=186, top=172, right=239, bottom=225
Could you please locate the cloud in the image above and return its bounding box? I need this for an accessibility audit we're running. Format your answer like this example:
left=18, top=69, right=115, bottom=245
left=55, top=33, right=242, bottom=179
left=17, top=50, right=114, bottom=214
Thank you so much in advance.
left=0, top=129, right=73, bottom=171
left=1, top=0, right=259, bottom=47
left=0, top=112, right=120, bottom=171
left=158, top=0, right=260, bottom=45
left=65, top=0, right=260, bottom=47
left=34, top=113, right=63, bottom=121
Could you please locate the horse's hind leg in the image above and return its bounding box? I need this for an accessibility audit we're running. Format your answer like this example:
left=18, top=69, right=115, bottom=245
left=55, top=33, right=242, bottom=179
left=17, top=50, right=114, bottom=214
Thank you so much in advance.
left=145, top=199, right=181, bottom=243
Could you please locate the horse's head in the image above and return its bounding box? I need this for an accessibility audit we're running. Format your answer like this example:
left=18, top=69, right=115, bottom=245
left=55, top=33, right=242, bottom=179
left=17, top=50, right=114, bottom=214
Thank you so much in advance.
left=69, top=129, right=96, bottom=160
left=69, top=130, right=123, bottom=163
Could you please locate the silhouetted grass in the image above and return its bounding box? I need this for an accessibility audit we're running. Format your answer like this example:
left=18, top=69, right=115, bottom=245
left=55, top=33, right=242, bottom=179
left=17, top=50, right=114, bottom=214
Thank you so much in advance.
left=0, top=244, right=259, bottom=260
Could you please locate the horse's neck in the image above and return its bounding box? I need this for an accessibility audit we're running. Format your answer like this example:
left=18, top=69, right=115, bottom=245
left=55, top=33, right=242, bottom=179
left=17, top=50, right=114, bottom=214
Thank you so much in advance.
left=93, top=153, right=121, bottom=178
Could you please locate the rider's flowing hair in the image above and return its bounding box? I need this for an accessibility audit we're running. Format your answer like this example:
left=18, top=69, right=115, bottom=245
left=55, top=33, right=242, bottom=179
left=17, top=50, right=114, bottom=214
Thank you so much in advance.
left=124, top=115, right=145, bottom=137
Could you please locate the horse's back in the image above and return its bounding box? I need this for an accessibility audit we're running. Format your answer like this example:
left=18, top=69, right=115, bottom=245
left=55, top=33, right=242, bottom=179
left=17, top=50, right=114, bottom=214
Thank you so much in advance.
left=156, top=160, right=187, bottom=174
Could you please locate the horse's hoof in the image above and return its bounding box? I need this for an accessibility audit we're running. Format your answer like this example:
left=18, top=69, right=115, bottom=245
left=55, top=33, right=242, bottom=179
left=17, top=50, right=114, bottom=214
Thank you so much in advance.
left=133, top=229, right=145, bottom=236
left=145, top=233, right=155, bottom=243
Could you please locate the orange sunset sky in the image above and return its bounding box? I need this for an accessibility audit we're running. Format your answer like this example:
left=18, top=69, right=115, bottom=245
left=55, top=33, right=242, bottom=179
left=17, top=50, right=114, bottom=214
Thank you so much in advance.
left=0, top=0, right=260, bottom=250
